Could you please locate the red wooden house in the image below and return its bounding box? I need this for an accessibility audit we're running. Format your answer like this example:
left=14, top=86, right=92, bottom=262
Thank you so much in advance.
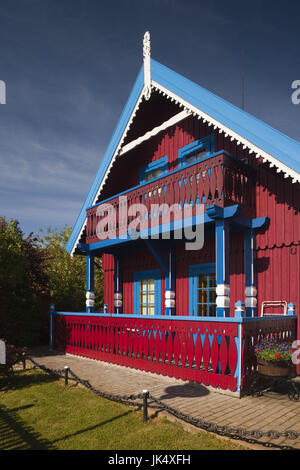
left=52, top=33, right=299, bottom=396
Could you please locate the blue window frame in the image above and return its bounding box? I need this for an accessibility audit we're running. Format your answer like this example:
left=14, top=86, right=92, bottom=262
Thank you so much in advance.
left=178, top=135, right=214, bottom=168
left=189, top=263, right=216, bottom=317
left=139, top=156, right=168, bottom=185
left=134, top=269, right=161, bottom=315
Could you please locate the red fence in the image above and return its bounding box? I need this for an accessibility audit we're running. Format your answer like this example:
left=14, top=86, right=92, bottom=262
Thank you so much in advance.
left=86, top=152, right=255, bottom=244
left=53, top=314, right=240, bottom=392
left=52, top=312, right=297, bottom=394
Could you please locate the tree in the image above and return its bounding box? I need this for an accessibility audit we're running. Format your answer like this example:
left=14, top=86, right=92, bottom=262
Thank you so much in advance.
left=0, top=218, right=46, bottom=346
left=37, top=226, right=104, bottom=312
left=0, top=220, right=104, bottom=347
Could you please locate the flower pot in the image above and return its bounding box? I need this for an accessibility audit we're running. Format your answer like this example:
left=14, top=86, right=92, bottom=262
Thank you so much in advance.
left=257, top=359, right=291, bottom=377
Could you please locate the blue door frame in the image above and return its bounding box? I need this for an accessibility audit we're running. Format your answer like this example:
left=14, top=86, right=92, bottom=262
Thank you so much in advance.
left=134, top=269, right=161, bottom=315
left=189, top=263, right=216, bottom=317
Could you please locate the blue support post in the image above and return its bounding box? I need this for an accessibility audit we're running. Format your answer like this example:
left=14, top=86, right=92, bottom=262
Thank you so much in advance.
left=215, top=218, right=230, bottom=317
left=165, top=248, right=176, bottom=316
left=288, top=302, right=295, bottom=316
left=86, top=254, right=95, bottom=313
left=114, top=254, right=123, bottom=314
left=244, top=228, right=257, bottom=317
left=234, top=301, right=245, bottom=393
left=49, top=303, right=55, bottom=349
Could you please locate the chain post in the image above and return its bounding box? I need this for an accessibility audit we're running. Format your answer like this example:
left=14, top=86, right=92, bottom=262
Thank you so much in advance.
left=22, top=352, right=26, bottom=370
left=26, top=356, right=300, bottom=446
left=64, top=366, right=69, bottom=386
left=142, top=389, right=149, bottom=422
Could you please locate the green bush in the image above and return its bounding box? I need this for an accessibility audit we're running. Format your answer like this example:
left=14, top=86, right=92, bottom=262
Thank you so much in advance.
left=0, top=218, right=46, bottom=346
left=0, top=219, right=104, bottom=347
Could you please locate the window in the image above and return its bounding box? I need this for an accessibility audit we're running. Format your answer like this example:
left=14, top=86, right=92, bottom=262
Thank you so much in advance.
left=134, top=269, right=161, bottom=315
left=189, top=263, right=216, bottom=317
left=178, top=135, right=214, bottom=168
left=139, top=156, right=168, bottom=185
left=139, top=278, right=155, bottom=315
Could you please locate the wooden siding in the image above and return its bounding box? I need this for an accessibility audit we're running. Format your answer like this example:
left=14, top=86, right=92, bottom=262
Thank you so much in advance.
left=100, top=113, right=300, bottom=318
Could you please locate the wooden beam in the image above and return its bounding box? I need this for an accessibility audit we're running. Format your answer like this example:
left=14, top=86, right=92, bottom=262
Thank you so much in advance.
left=119, top=110, right=190, bottom=156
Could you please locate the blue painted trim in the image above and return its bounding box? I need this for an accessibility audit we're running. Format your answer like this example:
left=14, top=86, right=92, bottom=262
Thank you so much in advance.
left=163, top=248, right=176, bottom=316
left=189, top=263, right=216, bottom=317
left=215, top=219, right=229, bottom=286
left=151, top=58, right=300, bottom=175
left=77, top=205, right=240, bottom=253
left=244, top=228, right=257, bottom=318
left=65, top=65, right=144, bottom=254
left=134, top=269, right=161, bottom=315
left=86, top=151, right=242, bottom=212
left=67, top=56, right=300, bottom=256
left=49, top=304, right=55, bottom=349
left=244, top=228, right=254, bottom=288
left=178, top=135, right=214, bottom=168
left=86, top=254, right=94, bottom=313
left=113, top=254, right=122, bottom=314
left=233, top=215, right=269, bottom=229
left=54, top=311, right=297, bottom=323
left=215, top=219, right=230, bottom=317
left=139, top=156, right=168, bottom=185
left=235, top=323, right=242, bottom=391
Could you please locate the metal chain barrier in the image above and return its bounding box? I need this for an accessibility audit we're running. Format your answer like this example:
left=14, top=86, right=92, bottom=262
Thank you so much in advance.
left=25, top=356, right=300, bottom=445
left=27, top=356, right=144, bottom=407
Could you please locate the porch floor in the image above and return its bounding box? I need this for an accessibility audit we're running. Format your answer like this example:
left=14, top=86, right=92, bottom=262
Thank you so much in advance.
left=29, top=347, right=300, bottom=450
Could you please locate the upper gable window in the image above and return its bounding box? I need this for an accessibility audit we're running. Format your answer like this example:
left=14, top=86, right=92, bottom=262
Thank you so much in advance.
left=178, top=135, right=214, bottom=168
left=139, top=156, right=168, bottom=185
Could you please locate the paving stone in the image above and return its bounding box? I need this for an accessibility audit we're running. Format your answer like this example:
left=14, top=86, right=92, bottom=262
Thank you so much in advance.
left=27, top=347, right=300, bottom=450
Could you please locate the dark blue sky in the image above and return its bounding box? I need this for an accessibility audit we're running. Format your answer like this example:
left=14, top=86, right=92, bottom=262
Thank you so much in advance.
left=0, top=0, right=299, bottom=236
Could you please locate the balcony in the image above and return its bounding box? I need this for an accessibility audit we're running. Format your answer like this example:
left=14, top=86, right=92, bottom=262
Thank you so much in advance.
left=85, top=151, right=256, bottom=245
left=51, top=310, right=297, bottom=395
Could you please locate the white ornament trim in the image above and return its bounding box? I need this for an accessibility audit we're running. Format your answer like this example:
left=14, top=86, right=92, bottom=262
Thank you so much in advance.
left=165, top=290, right=176, bottom=300
left=86, top=291, right=95, bottom=300
left=143, top=31, right=151, bottom=101
left=165, top=298, right=175, bottom=308
left=151, top=80, right=300, bottom=184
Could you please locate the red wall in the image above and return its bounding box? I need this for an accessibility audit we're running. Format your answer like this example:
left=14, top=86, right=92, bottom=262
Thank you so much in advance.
left=100, top=114, right=300, bottom=318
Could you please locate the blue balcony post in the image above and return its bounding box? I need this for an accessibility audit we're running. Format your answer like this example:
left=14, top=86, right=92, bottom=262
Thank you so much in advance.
left=244, top=228, right=257, bottom=317
left=234, top=301, right=245, bottom=393
left=86, top=254, right=95, bottom=313
left=165, top=248, right=176, bottom=315
left=215, top=218, right=230, bottom=317
left=288, top=302, right=295, bottom=315
left=49, top=303, right=55, bottom=349
left=114, top=254, right=122, bottom=313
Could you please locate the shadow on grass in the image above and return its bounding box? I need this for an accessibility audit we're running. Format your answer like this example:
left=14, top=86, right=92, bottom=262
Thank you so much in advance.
left=51, top=410, right=133, bottom=445
left=0, top=369, right=57, bottom=392
left=0, top=404, right=56, bottom=450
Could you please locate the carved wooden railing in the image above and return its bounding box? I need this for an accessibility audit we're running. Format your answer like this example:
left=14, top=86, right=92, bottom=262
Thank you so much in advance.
left=52, top=313, right=240, bottom=392
left=51, top=312, right=297, bottom=394
left=86, top=152, right=256, bottom=244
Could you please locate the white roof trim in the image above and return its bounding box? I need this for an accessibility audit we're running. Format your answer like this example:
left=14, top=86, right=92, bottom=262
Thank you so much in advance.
left=71, top=79, right=300, bottom=256
left=119, top=109, right=190, bottom=156
left=152, top=80, right=300, bottom=184
left=70, top=87, right=146, bottom=256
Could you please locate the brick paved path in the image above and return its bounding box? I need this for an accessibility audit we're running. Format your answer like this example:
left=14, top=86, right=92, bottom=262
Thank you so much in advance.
left=28, top=347, right=300, bottom=450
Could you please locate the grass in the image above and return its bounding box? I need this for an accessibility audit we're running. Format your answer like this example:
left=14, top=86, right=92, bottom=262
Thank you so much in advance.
left=0, top=369, right=248, bottom=451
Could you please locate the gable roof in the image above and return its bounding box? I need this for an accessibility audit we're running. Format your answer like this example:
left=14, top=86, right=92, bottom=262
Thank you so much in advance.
left=66, top=58, right=300, bottom=255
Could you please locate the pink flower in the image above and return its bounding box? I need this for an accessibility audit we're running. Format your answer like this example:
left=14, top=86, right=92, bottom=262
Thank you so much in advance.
left=276, top=353, right=281, bottom=359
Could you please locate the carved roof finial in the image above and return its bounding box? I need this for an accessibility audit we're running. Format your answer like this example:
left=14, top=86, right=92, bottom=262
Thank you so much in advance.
left=143, top=31, right=151, bottom=101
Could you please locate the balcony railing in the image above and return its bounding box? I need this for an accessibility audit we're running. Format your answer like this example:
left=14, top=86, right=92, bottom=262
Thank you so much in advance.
left=50, top=311, right=297, bottom=395
left=86, top=151, right=256, bottom=245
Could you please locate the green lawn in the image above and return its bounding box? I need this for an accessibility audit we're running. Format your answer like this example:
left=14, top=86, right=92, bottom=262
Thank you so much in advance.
left=0, top=369, right=248, bottom=450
